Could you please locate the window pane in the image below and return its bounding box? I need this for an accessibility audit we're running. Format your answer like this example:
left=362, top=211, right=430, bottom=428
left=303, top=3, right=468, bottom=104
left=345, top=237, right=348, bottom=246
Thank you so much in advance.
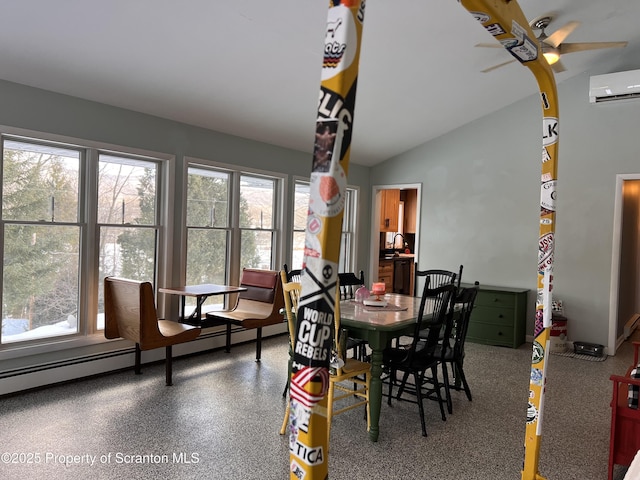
left=242, top=230, right=273, bottom=270
left=98, top=154, right=157, bottom=225
left=187, top=168, right=229, bottom=228
left=294, top=182, right=310, bottom=230
left=2, top=225, right=80, bottom=343
left=96, top=226, right=157, bottom=330
left=2, top=140, right=80, bottom=223
left=240, top=175, right=274, bottom=229
left=186, top=229, right=228, bottom=285
left=185, top=229, right=228, bottom=313
left=99, top=226, right=157, bottom=281
left=292, top=231, right=305, bottom=270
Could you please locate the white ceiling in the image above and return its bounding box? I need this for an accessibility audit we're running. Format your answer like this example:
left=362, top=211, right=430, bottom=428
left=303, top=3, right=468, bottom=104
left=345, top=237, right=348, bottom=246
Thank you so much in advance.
left=0, top=0, right=638, bottom=166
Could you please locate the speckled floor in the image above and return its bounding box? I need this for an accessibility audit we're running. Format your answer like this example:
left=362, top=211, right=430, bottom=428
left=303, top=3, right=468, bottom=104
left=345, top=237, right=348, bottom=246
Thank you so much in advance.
left=1, top=333, right=636, bottom=480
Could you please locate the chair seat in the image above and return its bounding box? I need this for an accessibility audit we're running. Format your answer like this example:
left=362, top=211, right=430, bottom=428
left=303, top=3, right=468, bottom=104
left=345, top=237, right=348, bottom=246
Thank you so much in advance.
left=336, top=358, right=371, bottom=379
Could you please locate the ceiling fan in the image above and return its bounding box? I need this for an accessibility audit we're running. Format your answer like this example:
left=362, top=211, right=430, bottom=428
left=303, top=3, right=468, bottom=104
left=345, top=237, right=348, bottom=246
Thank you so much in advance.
left=477, top=15, right=628, bottom=73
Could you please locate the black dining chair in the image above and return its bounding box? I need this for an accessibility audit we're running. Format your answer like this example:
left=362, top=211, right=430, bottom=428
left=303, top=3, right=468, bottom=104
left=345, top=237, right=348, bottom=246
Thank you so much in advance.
left=440, top=282, right=479, bottom=411
left=283, top=263, right=302, bottom=283
left=413, top=266, right=461, bottom=296
left=383, top=282, right=456, bottom=436
left=338, top=271, right=368, bottom=361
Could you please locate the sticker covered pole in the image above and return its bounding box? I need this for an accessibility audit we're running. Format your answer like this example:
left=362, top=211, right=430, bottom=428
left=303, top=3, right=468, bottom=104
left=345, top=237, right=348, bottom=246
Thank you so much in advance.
left=288, top=2, right=366, bottom=479
left=457, top=1, right=559, bottom=479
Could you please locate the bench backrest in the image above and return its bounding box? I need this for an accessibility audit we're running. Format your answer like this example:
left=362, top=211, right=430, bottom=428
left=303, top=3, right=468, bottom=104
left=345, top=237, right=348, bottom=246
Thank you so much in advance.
left=233, top=268, right=284, bottom=324
left=104, top=276, right=162, bottom=347
left=239, top=268, right=279, bottom=303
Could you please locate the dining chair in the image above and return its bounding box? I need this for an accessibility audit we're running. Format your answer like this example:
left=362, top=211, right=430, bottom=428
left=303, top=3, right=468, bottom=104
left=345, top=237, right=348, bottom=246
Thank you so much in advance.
left=104, top=277, right=201, bottom=386
left=279, top=279, right=371, bottom=442
left=438, top=282, right=479, bottom=412
left=283, top=263, right=302, bottom=283
left=414, top=266, right=460, bottom=296
left=338, top=270, right=368, bottom=361
left=383, top=282, right=456, bottom=436
left=327, top=286, right=371, bottom=444
left=279, top=274, right=301, bottom=435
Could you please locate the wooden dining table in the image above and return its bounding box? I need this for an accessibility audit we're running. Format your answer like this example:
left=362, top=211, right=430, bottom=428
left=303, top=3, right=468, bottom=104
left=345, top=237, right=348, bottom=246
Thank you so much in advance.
left=339, top=293, right=425, bottom=442
left=159, top=283, right=247, bottom=325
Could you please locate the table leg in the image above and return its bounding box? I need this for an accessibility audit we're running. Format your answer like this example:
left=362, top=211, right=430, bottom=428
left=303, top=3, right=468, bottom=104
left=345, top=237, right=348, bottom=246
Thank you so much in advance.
left=366, top=332, right=388, bottom=442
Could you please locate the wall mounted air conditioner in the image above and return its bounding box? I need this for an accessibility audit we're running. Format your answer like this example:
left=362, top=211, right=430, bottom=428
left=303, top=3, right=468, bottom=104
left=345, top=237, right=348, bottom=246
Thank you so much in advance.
left=589, top=69, right=640, bottom=103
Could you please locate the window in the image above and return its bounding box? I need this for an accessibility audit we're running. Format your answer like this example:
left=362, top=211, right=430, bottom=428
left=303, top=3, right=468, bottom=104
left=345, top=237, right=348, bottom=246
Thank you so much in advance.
left=291, top=179, right=358, bottom=273
left=185, top=163, right=282, bottom=315
left=0, top=135, right=166, bottom=348
left=239, top=174, right=277, bottom=270
left=185, top=167, right=230, bottom=297
left=1, top=140, right=82, bottom=343
left=96, top=154, right=160, bottom=329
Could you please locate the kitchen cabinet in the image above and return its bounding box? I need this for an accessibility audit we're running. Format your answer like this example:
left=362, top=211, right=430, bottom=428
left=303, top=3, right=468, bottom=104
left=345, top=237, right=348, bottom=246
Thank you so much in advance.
left=377, top=260, right=394, bottom=292
left=379, top=189, right=400, bottom=232
left=464, top=284, right=529, bottom=348
left=402, top=189, right=417, bottom=233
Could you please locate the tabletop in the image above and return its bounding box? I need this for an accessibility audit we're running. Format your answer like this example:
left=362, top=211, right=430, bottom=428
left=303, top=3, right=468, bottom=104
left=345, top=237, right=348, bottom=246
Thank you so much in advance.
left=339, top=293, right=424, bottom=331
left=159, top=284, right=247, bottom=297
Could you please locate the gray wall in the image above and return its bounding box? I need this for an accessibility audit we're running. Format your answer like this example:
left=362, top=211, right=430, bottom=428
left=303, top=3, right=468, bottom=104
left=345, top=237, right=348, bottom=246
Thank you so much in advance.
left=0, top=78, right=372, bottom=279
left=0, top=79, right=372, bottom=384
left=371, top=68, right=640, bottom=350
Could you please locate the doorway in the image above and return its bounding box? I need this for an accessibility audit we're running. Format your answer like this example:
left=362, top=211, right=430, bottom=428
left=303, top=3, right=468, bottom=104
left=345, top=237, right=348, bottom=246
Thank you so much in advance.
left=369, top=183, right=421, bottom=290
left=609, top=174, right=640, bottom=354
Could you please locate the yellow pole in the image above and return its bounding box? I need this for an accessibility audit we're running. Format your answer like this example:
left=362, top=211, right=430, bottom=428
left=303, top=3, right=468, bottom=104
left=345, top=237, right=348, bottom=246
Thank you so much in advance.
left=289, top=2, right=365, bottom=479
left=457, top=2, right=558, bottom=479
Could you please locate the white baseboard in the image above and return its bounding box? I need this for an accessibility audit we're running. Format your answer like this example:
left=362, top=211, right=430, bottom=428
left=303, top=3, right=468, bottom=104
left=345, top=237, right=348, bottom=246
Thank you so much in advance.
left=0, top=323, right=287, bottom=396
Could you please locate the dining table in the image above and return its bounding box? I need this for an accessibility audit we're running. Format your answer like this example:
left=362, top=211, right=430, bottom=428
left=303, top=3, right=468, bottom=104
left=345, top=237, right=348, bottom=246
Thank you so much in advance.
left=159, top=283, right=247, bottom=325
left=339, top=293, right=426, bottom=442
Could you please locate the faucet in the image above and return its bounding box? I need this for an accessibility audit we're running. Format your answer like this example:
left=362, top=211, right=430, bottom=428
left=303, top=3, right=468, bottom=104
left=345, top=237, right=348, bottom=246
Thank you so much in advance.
left=392, top=233, right=407, bottom=255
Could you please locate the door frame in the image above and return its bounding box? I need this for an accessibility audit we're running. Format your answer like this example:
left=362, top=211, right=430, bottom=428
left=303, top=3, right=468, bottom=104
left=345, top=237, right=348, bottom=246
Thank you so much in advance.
left=609, top=173, right=640, bottom=354
left=369, top=183, right=422, bottom=286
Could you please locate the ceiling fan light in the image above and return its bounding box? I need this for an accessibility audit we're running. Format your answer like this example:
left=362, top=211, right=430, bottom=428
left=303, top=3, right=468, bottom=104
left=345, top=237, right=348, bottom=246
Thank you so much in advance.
left=542, top=45, right=560, bottom=65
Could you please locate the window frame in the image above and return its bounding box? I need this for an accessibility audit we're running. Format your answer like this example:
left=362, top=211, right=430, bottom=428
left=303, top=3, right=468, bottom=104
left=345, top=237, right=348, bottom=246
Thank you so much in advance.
left=0, top=126, right=174, bottom=360
left=290, top=176, right=359, bottom=274
left=182, top=157, right=286, bottom=301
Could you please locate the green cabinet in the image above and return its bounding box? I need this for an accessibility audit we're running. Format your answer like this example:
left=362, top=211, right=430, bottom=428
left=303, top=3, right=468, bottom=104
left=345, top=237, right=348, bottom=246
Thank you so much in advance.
left=464, top=284, right=529, bottom=348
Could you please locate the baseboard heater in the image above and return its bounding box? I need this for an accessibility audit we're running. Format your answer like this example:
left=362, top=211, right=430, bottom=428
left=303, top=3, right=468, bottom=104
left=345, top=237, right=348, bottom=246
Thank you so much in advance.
left=624, top=313, right=640, bottom=339
left=0, top=324, right=286, bottom=396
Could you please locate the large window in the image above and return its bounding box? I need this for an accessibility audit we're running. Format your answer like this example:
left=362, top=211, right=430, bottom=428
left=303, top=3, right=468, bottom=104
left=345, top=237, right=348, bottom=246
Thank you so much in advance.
left=0, top=135, right=166, bottom=348
left=2, top=140, right=82, bottom=343
left=96, top=154, right=160, bottom=329
left=291, top=179, right=358, bottom=273
left=185, top=163, right=282, bottom=315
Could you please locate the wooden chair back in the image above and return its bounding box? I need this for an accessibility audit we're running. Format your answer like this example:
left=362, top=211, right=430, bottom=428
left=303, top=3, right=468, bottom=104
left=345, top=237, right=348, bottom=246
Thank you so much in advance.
left=105, top=276, right=167, bottom=350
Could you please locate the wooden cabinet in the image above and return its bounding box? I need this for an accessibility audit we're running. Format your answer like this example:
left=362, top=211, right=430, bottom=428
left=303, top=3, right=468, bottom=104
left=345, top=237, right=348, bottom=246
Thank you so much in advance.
left=402, top=189, right=417, bottom=233
left=377, top=260, right=394, bottom=292
left=379, top=189, right=400, bottom=232
left=464, top=284, right=529, bottom=348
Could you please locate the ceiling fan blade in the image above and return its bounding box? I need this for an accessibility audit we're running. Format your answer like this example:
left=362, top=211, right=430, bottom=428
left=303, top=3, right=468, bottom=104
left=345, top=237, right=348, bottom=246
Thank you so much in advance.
left=475, top=42, right=503, bottom=48
left=481, top=59, right=516, bottom=73
left=545, top=21, right=581, bottom=48
left=551, top=60, right=566, bottom=74
left=559, top=41, right=628, bottom=54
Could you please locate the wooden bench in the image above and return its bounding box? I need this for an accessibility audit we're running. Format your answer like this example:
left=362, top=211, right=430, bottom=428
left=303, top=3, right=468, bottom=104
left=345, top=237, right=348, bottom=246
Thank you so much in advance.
left=205, top=268, right=284, bottom=361
left=104, top=277, right=201, bottom=385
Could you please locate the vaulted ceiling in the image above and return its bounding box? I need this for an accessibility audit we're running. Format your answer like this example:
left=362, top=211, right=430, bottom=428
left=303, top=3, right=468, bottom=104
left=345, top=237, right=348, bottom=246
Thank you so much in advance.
left=0, top=0, right=638, bottom=166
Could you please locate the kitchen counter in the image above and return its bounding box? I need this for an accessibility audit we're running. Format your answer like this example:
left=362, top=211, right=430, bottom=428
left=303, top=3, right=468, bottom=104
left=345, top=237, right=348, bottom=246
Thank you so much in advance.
left=381, top=253, right=415, bottom=260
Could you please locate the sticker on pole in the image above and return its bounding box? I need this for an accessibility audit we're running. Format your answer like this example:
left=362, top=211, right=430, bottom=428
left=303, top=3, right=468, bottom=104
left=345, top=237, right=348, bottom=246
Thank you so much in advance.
left=322, top=5, right=358, bottom=80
